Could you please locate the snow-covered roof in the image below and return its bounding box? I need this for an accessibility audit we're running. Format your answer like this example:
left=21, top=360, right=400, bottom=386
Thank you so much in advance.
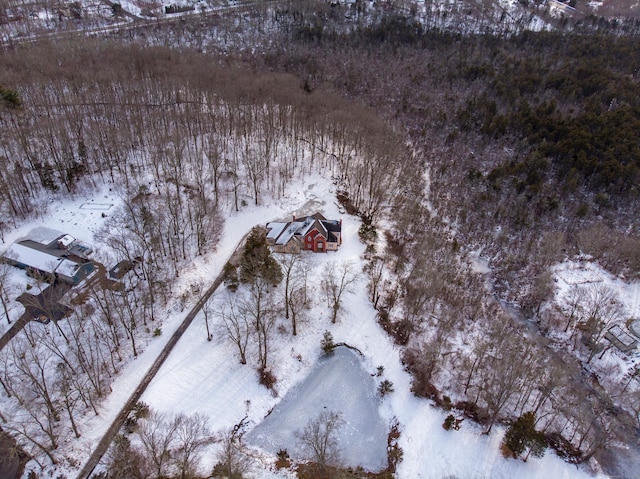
left=3, top=243, right=62, bottom=274
left=299, top=217, right=316, bottom=236
left=56, top=259, right=81, bottom=279
left=21, top=226, right=67, bottom=246
left=58, top=234, right=75, bottom=249
left=275, top=221, right=304, bottom=245
left=266, top=222, right=288, bottom=241
left=629, top=319, right=640, bottom=340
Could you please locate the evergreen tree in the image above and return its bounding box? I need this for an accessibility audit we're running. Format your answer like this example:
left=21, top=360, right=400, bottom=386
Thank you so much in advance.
left=502, top=411, right=547, bottom=461
left=239, top=227, right=282, bottom=285
left=321, top=331, right=335, bottom=355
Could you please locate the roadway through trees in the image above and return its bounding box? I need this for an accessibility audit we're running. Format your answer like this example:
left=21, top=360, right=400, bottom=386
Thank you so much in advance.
left=76, top=233, right=249, bottom=479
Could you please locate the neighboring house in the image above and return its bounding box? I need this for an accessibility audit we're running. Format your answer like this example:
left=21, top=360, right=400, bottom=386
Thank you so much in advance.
left=0, top=227, right=94, bottom=285
left=266, top=213, right=342, bottom=253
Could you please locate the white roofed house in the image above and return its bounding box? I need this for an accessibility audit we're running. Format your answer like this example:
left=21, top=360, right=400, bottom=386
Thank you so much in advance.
left=266, top=213, right=342, bottom=254
left=1, top=228, right=95, bottom=285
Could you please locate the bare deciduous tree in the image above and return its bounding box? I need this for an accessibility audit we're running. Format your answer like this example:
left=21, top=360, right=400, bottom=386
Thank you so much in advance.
left=137, top=411, right=179, bottom=479
left=216, top=294, right=250, bottom=365
left=213, top=429, right=252, bottom=479
left=0, top=262, right=16, bottom=324
left=172, top=413, right=214, bottom=479
left=321, top=260, right=359, bottom=323
left=295, top=410, right=344, bottom=472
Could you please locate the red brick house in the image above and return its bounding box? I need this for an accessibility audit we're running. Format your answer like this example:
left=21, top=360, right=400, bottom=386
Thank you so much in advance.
left=266, top=213, right=342, bottom=253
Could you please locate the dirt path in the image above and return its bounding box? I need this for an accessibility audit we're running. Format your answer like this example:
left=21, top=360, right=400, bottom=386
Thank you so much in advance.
left=75, top=233, right=248, bottom=479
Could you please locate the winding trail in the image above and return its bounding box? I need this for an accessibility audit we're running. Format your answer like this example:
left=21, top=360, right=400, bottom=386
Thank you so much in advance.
left=75, top=233, right=248, bottom=479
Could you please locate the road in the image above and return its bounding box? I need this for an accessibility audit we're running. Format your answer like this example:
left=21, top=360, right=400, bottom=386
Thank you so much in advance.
left=75, top=232, right=248, bottom=479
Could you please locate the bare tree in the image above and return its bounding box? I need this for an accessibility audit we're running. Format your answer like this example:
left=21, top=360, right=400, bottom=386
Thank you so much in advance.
left=203, top=297, right=214, bottom=342
left=578, top=285, right=625, bottom=361
left=364, top=255, right=385, bottom=310
left=172, top=413, right=214, bottom=479
left=560, top=285, right=586, bottom=333
left=137, top=411, right=179, bottom=479
left=277, top=252, right=311, bottom=335
left=240, top=279, right=279, bottom=370
left=213, top=429, right=252, bottom=479
left=321, top=260, right=359, bottom=323
left=276, top=252, right=300, bottom=322
left=0, top=262, right=16, bottom=324
left=295, top=410, right=344, bottom=473
left=288, top=281, right=311, bottom=337
left=105, top=434, right=150, bottom=479
left=216, top=294, right=250, bottom=365
left=480, top=339, right=537, bottom=435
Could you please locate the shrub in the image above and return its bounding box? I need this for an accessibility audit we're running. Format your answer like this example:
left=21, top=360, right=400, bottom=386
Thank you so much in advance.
left=387, top=419, right=403, bottom=472
left=358, top=223, right=378, bottom=244
left=442, top=414, right=456, bottom=431
left=545, top=432, right=582, bottom=463
left=0, top=85, right=21, bottom=109
left=275, top=449, right=291, bottom=469
left=258, top=367, right=277, bottom=390
left=153, top=327, right=162, bottom=336
left=133, top=401, right=150, bottom=419
left=455, top=401, right=490, bottom=425
left=378, top=380, right=395, bottom=397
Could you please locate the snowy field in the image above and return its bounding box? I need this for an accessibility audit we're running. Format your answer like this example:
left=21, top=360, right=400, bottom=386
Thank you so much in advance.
left=0, top=173, right=618, bottom=478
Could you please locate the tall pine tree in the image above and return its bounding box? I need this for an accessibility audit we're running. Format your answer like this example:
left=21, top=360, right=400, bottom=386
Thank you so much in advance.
left=502, top=411, right=547, bottom=461
left=239, top=227, right=283, bottom=285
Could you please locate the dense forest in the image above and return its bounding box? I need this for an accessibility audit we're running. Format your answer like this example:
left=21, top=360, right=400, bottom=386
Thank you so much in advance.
left=1, top=0, right=640, bottom=478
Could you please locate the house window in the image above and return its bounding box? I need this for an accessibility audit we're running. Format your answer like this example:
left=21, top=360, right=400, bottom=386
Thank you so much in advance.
left=318, top=241, right=323, bottom=250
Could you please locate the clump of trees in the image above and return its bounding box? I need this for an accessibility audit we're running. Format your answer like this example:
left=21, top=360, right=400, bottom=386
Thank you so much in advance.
left=106, top=410, right=214, bottom=479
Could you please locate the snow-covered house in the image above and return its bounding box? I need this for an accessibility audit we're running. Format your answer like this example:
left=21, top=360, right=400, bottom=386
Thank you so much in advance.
left=266, top=213, right=342, bottom=253
left=1, top=227, right=94, bottom=284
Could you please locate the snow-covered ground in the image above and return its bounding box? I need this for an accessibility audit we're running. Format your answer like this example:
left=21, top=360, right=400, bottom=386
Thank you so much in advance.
left=126, top=175, right=608, bottom=478
left=1, top=173, right=617, bottom=478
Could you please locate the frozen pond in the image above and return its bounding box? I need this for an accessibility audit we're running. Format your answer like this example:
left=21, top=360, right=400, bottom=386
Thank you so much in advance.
left=246, top=347, right=388, bottom=471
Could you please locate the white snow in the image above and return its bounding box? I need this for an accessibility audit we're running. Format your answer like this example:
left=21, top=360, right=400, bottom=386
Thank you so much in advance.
left=0, top=175, right=614, bottom=479
left=130, top=176, right=607, bottom=478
